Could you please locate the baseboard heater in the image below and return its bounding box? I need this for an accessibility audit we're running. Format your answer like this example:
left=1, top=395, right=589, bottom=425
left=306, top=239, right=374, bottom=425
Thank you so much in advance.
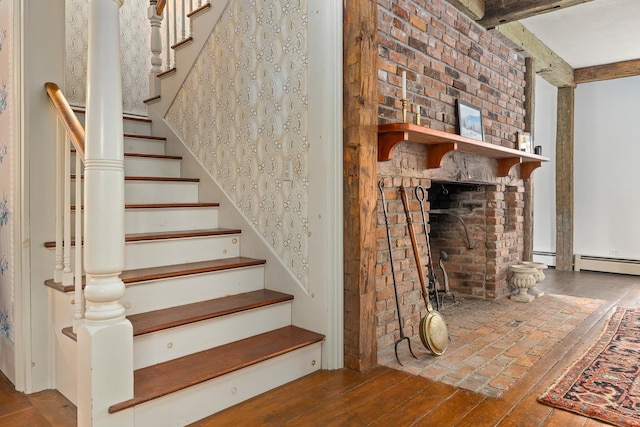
left=574, top=255, right=640, bottom=276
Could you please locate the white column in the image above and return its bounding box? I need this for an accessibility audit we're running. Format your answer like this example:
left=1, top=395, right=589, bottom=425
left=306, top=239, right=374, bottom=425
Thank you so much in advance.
left=77, top=0, right=133, bottom=426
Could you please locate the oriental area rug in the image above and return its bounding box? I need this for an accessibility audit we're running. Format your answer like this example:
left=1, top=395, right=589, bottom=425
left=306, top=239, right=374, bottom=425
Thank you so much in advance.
left=539, top=306, right=640, bottom=427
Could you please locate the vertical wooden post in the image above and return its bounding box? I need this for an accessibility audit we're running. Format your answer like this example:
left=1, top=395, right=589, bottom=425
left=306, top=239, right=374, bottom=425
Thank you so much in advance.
left=77, top=0, right=134, bottom=425
left=148, top=0, right=163, bottom=98
left=343, top=0, right=378, bottom=371
left=555, top=86, right=575, bottom=271
left=523, top=57, right=535, bottom=261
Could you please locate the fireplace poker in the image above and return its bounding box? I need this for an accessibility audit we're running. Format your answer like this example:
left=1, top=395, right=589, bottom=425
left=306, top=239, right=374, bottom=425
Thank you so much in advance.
left=379, top=181, right=417, bottom=365
left=438, top=251, right=457, bottom=304
left=414, top=185, right=441, bottom=311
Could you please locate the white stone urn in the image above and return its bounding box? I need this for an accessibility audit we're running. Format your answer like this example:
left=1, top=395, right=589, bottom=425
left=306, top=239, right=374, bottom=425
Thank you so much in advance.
left=521, top=261, right=547, bottom=297
left=509, top=264, right=538, bottom=303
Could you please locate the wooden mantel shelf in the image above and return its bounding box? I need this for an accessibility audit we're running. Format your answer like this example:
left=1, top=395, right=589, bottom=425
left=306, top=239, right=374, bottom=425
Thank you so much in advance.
left=378, top=123, right=549, bottom=179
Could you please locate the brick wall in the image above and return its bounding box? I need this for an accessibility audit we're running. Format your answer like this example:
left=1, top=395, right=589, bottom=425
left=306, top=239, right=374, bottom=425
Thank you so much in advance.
left=375, top=0, right=528, bottom=351
left=377, top=0, right=526, bottom=143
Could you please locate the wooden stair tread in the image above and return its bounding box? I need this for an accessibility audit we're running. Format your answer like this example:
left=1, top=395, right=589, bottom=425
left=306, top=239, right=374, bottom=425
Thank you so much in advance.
left=69, top=175, right=199, bottom=183
left=171, top=36, right=193, bottom=50
left=121, top=256, right=266, bottom=283
left=71, top=107, right=152, bottom=123
left=108, top=325, right=325, bottom=413
left=143, top=95, right=161, bottom=104
left=124, top=203, right=219, bottom=209
left=187, top=2, right=211, bottom=18
left=44, top=227, right=240, bottom=248
left=125, top=227, right=241, bottom=242
left=157, top=67, right=176, bottom=79
left=124, top=133, right=166, bottom=141
left=124, top=176, right=199, bottom=182
left=69, top=203, right=220, bottom=211
left=131, top=289, right=292, bottom=336
left=71, top=149, right=181, bottom=161
left=61, top=289, right=293, bottom=340
left=45, top=257, right=267, bottom=292
left=123, top=152, right=182, bottom=160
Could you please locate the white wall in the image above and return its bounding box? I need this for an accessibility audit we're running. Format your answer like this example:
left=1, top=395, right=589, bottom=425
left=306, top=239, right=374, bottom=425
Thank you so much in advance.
left=574, top=75, right=640, bottom=260
left=20, top=0, right=66, bottom=392
left=533, top=75, right=557, bottom=265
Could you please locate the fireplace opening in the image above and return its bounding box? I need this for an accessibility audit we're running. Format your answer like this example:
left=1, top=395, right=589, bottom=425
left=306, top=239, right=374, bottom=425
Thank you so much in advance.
left=427, top=181, right=524, bottom=300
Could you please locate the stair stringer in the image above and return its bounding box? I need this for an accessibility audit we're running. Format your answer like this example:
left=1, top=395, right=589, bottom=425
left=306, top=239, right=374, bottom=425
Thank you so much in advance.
left=146, top=110, right=331, bottom=367
left=150, top=0, right=231, bottom=118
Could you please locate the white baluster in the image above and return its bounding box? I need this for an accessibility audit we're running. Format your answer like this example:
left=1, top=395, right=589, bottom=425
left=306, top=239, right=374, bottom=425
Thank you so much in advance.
left=54, top=122, right=64, bottom=283
left=73, top=153, right=83, bottom=332
left=173, top=0, right=177, bottom=49
left=148, top=0, right=163, bottom=97
left=181, top=0, right=186, bottom=40
left=77, top=0, right=133, bottom=425
left=165, top=5, right=171, bottom=69
left=63, top=135, right=72, bottom=286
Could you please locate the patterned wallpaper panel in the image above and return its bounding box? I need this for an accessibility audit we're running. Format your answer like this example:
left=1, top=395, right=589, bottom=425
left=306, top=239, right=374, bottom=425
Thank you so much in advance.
left=166, top=0, right=310, bottom=287
left=65, top=0, right=149, bottom=115
left=0, top=0, right=15, bottom=342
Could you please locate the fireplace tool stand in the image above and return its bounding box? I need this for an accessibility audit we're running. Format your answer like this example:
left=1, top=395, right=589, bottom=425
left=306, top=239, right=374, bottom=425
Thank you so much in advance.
left=379, top=182, right=417, bottom=365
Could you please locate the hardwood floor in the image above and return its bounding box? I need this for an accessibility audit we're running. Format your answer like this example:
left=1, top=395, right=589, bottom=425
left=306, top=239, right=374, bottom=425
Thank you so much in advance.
left=1, top=269, right=638, bottom=426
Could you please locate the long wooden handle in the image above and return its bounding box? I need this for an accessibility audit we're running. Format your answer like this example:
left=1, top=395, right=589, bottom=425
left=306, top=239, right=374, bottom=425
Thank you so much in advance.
left=400, top=187, right=431, bottom=309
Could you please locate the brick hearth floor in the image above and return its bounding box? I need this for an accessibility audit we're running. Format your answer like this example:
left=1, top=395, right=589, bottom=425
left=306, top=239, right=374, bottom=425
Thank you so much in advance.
left=377, top=293, right=603, bottom=398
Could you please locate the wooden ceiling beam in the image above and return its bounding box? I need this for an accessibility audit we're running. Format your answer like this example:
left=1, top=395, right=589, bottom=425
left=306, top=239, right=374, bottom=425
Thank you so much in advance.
left=496, top=22, right=574, bottom=88
left=574, top=58, right=640, bottom=84
left=446, top=0, right=485, bottom=20
left=478, top=0, right=593, bottom=29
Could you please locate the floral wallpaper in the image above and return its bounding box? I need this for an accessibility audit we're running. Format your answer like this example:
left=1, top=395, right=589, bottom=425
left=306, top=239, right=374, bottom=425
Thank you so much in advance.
left=166, top=0, right=310, bottom=288
left=0, top=0, right=15, bottom=342
left=65, top=0, right=149, bottom=116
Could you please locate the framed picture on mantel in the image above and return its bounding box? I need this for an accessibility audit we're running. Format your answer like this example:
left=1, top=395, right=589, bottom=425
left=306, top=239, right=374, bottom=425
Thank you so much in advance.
left=456, top=99, right=484, bottom=141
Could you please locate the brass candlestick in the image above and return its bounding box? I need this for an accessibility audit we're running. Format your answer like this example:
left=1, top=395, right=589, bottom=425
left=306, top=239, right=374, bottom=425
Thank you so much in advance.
left=414, top=105, right=421, bottom=125
left=401, top=99, right=408, bottom=123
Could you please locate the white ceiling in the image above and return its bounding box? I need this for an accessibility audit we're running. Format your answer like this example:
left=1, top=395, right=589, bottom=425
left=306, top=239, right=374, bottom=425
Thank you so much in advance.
left=520, top=0, right=640, bottom=69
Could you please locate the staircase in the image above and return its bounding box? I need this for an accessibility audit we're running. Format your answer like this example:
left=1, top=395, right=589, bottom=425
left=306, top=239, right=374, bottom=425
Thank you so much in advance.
left=46, top=78, right=323, bottom=427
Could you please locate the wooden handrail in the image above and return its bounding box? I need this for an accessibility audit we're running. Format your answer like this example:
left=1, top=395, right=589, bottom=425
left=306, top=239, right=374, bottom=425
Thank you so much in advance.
left=155, top=0, right=166, bottom=16
left=44, top=82, right=85, bottom=162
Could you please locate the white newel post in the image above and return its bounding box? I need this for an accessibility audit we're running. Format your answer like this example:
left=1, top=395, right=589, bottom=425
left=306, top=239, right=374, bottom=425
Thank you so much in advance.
left=77, top=0, right=134, bottom=426
left=148, top=0, right=163, bottom=97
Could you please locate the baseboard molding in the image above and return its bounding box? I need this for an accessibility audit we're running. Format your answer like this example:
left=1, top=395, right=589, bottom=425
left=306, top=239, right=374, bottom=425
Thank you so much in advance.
left=533, top=251, right=556, bottom=267
left=574, top=254, right=640, bottom=276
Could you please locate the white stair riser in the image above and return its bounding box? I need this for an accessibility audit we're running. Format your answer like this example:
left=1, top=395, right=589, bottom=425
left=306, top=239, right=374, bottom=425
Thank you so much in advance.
left=71, top=206, right=220, bottom=235
left=71, top=154, right=181, bottom=178
left=124, top=234, right=240, bottom=270
left=134, top=302, right=292, bottom=369
left=127, top=343, right=322, bottom=426
left=70, top=180, right=200, bottom=204
left=124, top=207, right=219, bottom=234
left=125, top=181, right=199, bottom=204
left=124, top=156, right=181, bottom=178
left=122, top=266, right=265, bottom=315
left=75, top=112, right=152, bottom=135
left=124, top=136, right=166, bottom=155
left=49, top=233, right=240, bottom=273
left=51, top=264, right=265, bottom=317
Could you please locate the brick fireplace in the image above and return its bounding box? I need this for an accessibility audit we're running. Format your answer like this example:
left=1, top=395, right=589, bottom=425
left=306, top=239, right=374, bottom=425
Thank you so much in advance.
left=428, top=181, right=524, bottom=300
left=375, top=0, right=529, bottom=350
